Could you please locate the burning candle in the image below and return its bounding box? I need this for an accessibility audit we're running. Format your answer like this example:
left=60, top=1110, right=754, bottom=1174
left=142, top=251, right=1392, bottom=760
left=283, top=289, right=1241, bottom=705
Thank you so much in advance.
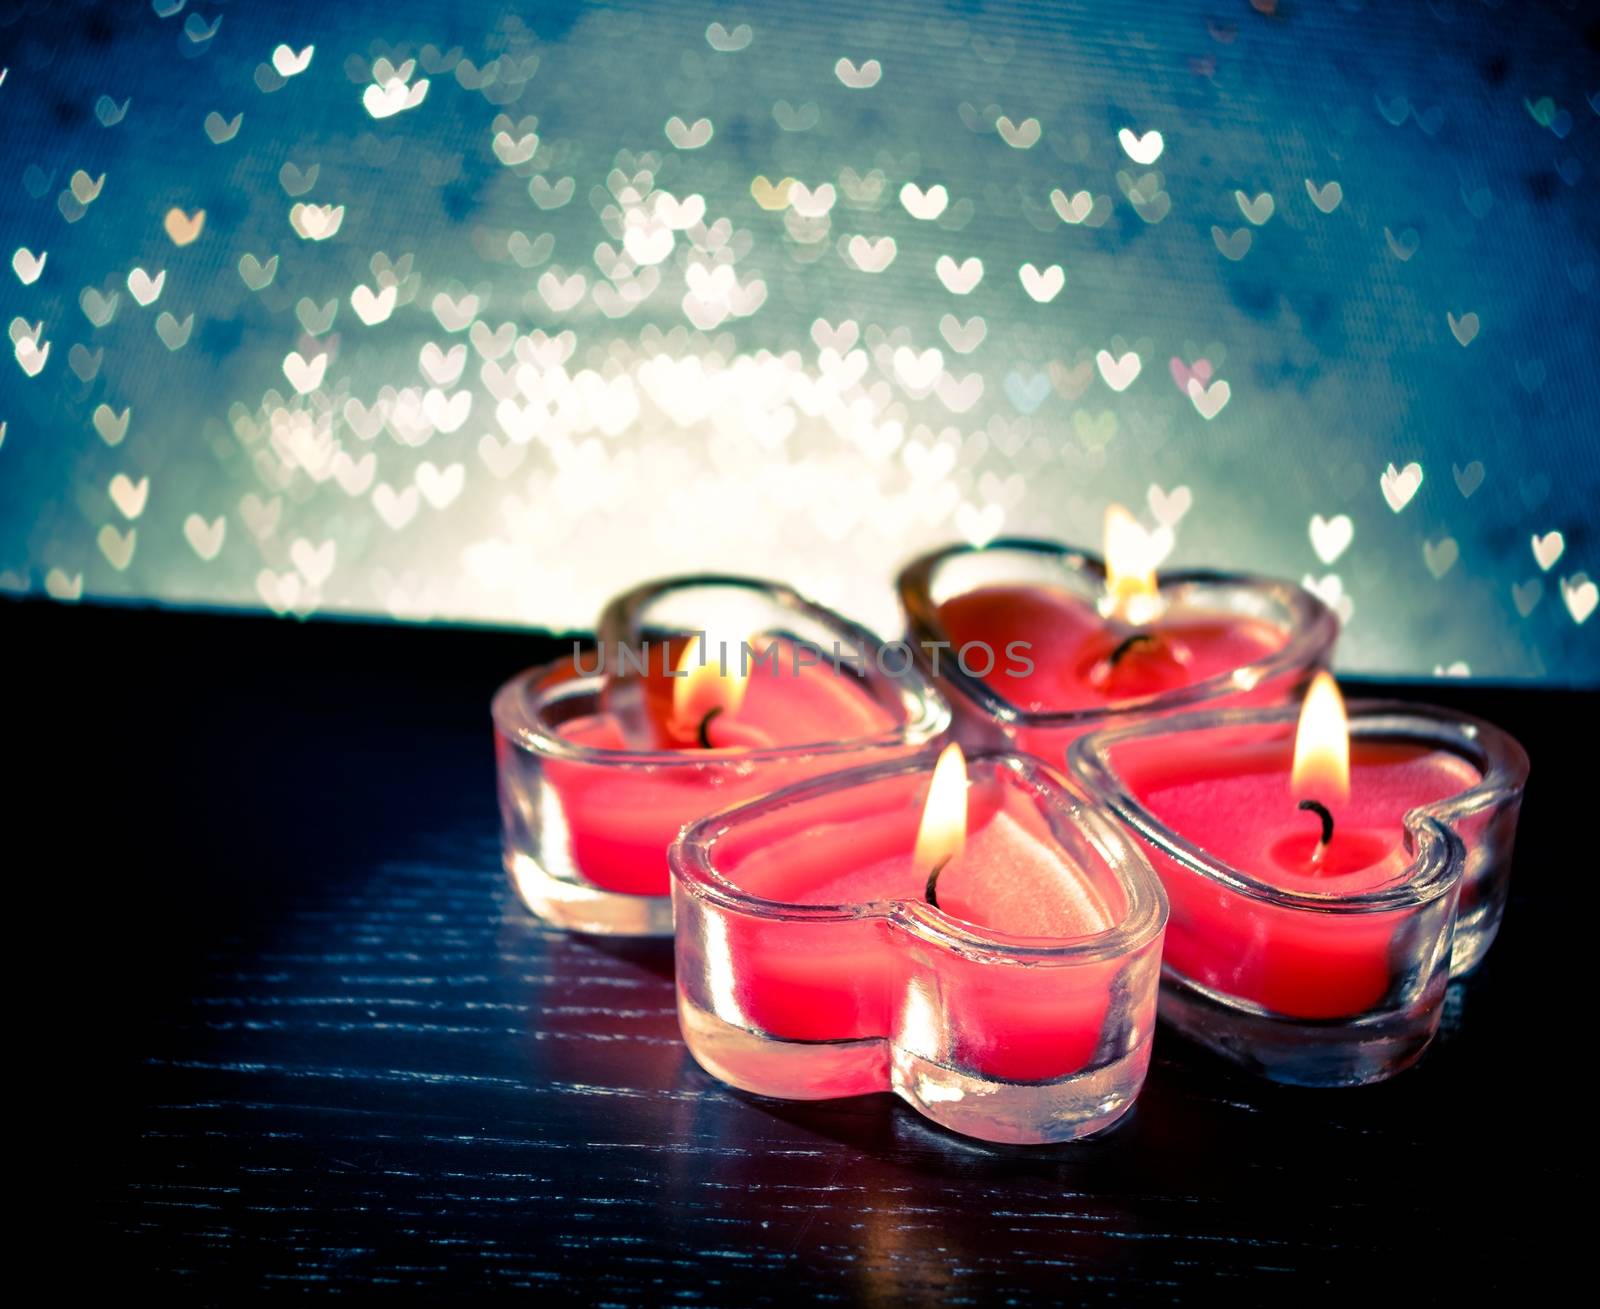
left=897, top=512, right=1338, bottom=757
left=670, top=747, right=1167, bottom=1144
left=1068, top=676, right=1528, bottom=1085
left=493, top=576, right=950, bottom=935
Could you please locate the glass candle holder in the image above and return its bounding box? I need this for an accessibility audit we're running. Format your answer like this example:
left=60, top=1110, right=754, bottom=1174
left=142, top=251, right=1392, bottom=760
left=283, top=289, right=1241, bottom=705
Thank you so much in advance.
left=1068, top=700, right=1525, bottom=1085
left=1404, top=704, right=1529, bottom=974
left=493, top=577, right=951, bottom=936
left=897, top=538, right=1339, bottom=760
left=669, top=753, right=1168, bottom=1144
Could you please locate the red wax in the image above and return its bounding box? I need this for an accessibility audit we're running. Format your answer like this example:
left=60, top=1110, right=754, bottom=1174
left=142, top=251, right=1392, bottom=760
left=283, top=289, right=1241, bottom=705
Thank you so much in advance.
left=622, top=635, right=896, bottom=748
left=937, top=584, right=1287, bottom=710
left=543, top=639, right=902, bottom=897
left=1116, top=731, right=1482, bottom=1018
left=706, top=774, right=1131, bottom=1082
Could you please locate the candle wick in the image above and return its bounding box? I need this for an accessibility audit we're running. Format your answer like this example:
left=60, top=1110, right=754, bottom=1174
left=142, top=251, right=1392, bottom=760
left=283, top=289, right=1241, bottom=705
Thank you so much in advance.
left=924, top=855, right=952, bottom=908
left=697, top=706, right=723, bottom=749
left=1107, top=632, right=1158, bottom=668
left=1297, top=799, right=1335, bottom=847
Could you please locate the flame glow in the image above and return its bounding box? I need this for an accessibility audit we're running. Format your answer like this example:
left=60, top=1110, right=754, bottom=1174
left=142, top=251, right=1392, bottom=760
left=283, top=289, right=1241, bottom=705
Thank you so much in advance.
left=1103, top=503, right=1163, bottom=625
left=672, top=635, right=751, bottom=734
left=914, top=743, right=969, bottom=874
left=1291, top=671, right=1350, bottom=806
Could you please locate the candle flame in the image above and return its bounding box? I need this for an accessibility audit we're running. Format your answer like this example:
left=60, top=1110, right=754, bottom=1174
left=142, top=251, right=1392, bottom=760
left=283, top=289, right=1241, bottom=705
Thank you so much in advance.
left=914, top=743, right=968, bottom=875
left=1291, top=671, right=1350, bottom=807
left=672, top=635, right=751, bottom=735
left=1103, top=503, right=1163, bottom=625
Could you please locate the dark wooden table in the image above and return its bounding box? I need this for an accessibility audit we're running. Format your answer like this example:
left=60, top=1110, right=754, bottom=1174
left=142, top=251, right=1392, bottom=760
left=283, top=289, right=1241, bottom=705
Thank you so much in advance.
left=24, top=603, right=1578, bottom=1302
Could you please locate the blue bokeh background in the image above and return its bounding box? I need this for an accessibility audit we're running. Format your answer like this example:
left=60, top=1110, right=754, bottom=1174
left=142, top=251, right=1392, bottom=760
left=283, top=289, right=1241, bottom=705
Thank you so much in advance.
left=2, top=0, right=1596, bottom=681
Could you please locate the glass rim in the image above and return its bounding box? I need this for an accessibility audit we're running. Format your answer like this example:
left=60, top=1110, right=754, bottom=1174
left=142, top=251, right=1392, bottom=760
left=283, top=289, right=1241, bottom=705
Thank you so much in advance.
left=1065, top=698, right=1522, bottom=912
left=670, top=750, right=1169, bottom=963
left=596, top=572, right=866, bottom=651
left=493, top=664, right=950, bottom=767
left=493, top=573, right=952, bottom=766
left=896, top=536, right=1340, bottom=726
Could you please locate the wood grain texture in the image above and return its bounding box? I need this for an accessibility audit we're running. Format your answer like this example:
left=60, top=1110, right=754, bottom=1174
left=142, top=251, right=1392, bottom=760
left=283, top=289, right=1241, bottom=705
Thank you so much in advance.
left=18, top=604, right=1573, bottom=1302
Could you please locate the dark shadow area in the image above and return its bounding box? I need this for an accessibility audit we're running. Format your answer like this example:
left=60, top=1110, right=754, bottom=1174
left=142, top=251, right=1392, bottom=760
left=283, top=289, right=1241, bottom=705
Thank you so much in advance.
left=10, top=600, right=1580, bottom=1301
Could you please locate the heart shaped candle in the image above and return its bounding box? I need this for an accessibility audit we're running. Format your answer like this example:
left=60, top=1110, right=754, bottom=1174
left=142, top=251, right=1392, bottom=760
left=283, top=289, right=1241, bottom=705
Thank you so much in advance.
left=493, top=576, right=950, bottom=935
left=1069, top=676, right=1527, bottom=1085
left=670, top=748, right=1167, bottom=1144
left=897, top=519, right=1338, bottom=759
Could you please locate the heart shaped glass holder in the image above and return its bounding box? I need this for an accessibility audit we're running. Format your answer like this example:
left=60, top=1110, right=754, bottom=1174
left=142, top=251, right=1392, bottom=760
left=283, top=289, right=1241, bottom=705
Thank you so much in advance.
left=1068, top=700, right=1525, bottom=1085
left=670, top=752, right=1167, bottom=1144
left=493, top=576, right=951, bottom=936
left=898, top=538, right=1339, bottom=760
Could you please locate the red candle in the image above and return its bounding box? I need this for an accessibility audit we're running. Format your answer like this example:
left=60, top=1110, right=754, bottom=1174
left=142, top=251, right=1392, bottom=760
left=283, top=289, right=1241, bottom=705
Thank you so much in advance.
left=672, top=749, right=1168, bottom=1142
left=1098, top=674, right=1479, bottom=1019
left=898, top=512, right=1338, bottom=764
left=542, top=637, right=903, bottom=897
left=941, top=506, right=1286, bottom=708
left=714, top=747, right=1122, bottom=1080
left=495, top=579, right=954, bottom=936
left=938, top=581, right=1287, bottom=710
left=1070, top=685, right=1525, bottom=1084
